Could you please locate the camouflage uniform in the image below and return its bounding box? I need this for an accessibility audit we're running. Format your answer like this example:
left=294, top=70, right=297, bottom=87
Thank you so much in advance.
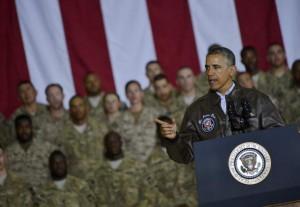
left=146, top=146, right=197, bottom=207
left=8, top=103, right=48, bottom=140
left=84, top=94, right=104, bottom=120
left=256, top=71, right=292, bottom=111
left=195, top=74, right=209, bottom=96
left=97, top=111, right=122, bottom=130
left=143, top=86, right=155, bottom=105
left=62, top=119, right=108, bottom=178
left=0, top=172, right=32, bottom=207
left=145, top=90, right=181, bottom=116
left=35, top=175, right=96, bottom=207
left=280, top=86, right=300, bottom=124
left=87, top=156, right=150, bottom=207
left=38, top=109, right=69, bottom=146
left=115, top=107, right=159, bottom=161
left=6, top=138, right=57, bottom=188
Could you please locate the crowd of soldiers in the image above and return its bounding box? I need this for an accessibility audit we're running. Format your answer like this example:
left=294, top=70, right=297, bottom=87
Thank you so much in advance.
left=0, top=43, right=300, bottom=207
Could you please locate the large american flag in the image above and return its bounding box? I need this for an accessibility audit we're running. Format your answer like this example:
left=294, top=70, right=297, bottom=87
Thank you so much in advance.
left=1, top=0, right=300, bottom=117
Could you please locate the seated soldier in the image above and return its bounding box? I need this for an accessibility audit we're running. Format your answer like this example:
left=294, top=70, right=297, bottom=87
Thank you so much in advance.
left=97, top=92, right=123, bottom=129
left=84, top=72, right=105, bottom=119
left=9, top=81, right=47, bottom=137
left=236, top=71, right=255, bottom=89
left=0, top=144, right=32, bottom=207
left=39, top=83, right=68, bottom=146
left=115, top=80, right=159, bottom=161
left=35, top=150, right=96, bottom=207
left=146, top=115, right=197, bottom=207
left=6, top=114, right=57, bottom=189
left=62, top=95, right=108, bottom=178
left=87, top=131, right=167, bottom=207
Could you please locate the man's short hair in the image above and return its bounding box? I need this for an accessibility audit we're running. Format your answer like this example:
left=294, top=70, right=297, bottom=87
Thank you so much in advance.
left=207, top=46, right=236, bottom=66
left=17, top=80, right=35, bottom=90
left=240, top=46, right=257, bottom=58
left=145, top=60, right=160, bottom=72
left=69, top=95, right=84, bottom=108
left=14, top=114, right=32, bottom=128
left=125, top=80, right=142, bottom=93
left=104, top=131, right=122, bottom=145
left=45, top=83, right=64, bottom=95
left=49, top=150, right=67, bottom=163
left=153, top=74, right=168, bottom=84
left=268, top=42, right=285, bottom=52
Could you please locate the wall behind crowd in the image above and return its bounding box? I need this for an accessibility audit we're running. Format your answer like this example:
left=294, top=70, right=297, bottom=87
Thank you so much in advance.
left=1, top=0, right=300, bottom=117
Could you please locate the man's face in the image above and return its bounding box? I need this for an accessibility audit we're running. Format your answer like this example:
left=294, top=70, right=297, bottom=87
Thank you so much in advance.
left=205, top=54, right=235, bottom=93
left=176, top=68, right=195, bottom=93
left=237, top=73, right=255, bottom=89
left=267, top=45, right=286, bottom=68
left=104, top=94, right=120, bottom=114
left=18, top=83, right=37, bottom=105
left=46, top=86, right=64, bottom=110
left=16, top=120, right=33, bottom=143
left=50, top=155, right=67, bottom=180
left=0, top=148, right=6, bottom=172
left=84, top=74, right=101, bottom=96
left=70, top=97, right=88, bottom=122
left=242, top=50, right=257, bottom=71
left=154, top=79, right=172, bottom=102
left=105, top=136, right=122, bottom=156
left=146, top=63, right=162, bottom=83
left=126, top=83, right=144, bottom=106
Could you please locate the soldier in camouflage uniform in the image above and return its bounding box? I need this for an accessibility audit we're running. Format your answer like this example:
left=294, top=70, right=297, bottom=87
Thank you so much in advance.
left=9, top=81, right=47, bottom=139
left=281, top=60, right=300, bottom=124
left=115, top=81, right=159, bottom=161
left=143, top=60, right=164, bottom=103
left=146, top=74, right=181, bottom=116
left=6, top=115, right=57, bottom=189
left=174, top=67, right=207, bottom=127
left=97, top=92, right=123, bottom=130
left=0, top=144, right=33, bottom=207
left=256, top=43, right=291, bottom=110
left=240, top=46, right=265, bottom=87
left=36, top=150, right=96, bottom=207
left=62, top=95, right=108, bottom=178
left=86, top=131, right=152, bottom=207
left=145, top=116, right=197, bottom=207
left=39, top=84, right=69, bottom=146
left=84, top=72, right=105, bottom=120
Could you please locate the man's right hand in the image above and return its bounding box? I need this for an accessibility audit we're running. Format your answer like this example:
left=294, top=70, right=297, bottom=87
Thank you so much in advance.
left=154, top=118, right=177, bottom=139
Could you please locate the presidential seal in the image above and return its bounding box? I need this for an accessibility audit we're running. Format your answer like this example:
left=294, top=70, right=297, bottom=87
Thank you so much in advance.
left=228, top=142, right=271, bottom=185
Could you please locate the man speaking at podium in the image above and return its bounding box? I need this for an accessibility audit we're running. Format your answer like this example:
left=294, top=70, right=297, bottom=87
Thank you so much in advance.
left=155, top=47, right=284, bottom=164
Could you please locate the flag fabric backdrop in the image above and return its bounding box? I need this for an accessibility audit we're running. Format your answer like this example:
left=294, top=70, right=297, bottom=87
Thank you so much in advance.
left=0, top=0, right=300, bottom=117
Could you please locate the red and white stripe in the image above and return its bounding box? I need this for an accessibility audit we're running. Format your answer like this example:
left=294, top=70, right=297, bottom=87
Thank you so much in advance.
left=0, top=0, right=299, bottom=116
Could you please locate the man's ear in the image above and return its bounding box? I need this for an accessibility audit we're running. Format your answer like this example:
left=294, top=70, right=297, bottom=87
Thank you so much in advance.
left=230, top=65, right=237, bottom=78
